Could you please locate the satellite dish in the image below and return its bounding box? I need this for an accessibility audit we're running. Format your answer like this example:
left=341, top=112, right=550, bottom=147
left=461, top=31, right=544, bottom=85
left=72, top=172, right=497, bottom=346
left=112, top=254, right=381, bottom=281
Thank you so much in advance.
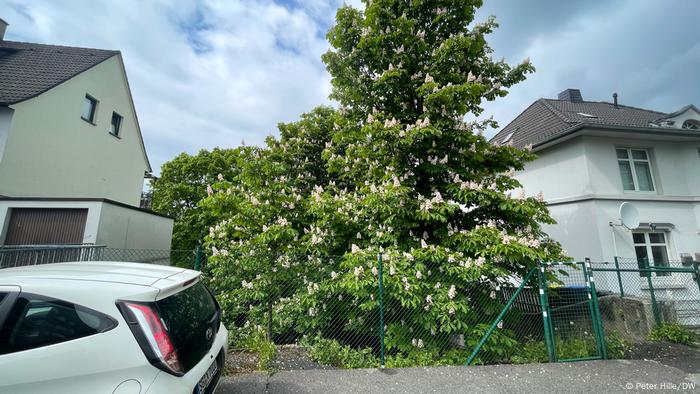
left=619, top=202, right=640, bottom=230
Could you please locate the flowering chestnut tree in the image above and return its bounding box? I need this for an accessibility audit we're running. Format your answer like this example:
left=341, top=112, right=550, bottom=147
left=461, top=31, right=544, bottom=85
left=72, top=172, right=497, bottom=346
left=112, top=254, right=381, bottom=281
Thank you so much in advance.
left=203, top=0, right=566, bottom=358
left=303, top=0, right=565, bottom=353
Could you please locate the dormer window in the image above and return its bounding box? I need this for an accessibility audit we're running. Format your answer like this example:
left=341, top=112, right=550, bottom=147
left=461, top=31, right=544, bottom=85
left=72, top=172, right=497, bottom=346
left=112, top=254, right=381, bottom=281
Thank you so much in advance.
left=502, top=132, right=514, bottom=144
left=577, top=112, right=598, bottom=118
left=682, top=120, right=700, bottom=130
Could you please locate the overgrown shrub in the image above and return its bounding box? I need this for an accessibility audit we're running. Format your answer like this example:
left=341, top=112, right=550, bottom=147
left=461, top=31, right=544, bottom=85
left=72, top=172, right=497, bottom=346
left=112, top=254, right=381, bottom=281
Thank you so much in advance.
left=244, top=330, right=278, bottom=370
left=605, top=331, right=631, bottom=358
left=648, top=323, right=697, bottom=346
left=303, top=336, right=379, bottom=369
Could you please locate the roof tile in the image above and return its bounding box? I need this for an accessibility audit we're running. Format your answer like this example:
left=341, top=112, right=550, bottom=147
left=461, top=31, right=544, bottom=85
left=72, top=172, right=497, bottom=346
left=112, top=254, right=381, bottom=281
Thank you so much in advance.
left=491, top=98, right=670, bottom=149
left=0, top=40, right=118, bottom=105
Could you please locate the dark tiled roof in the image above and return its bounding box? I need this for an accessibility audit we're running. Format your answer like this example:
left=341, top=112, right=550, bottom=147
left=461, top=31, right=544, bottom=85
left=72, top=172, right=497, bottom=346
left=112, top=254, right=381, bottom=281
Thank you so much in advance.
left=0, top=40, right=118, bottom=105
left=491, top=98, right=669, bottom=149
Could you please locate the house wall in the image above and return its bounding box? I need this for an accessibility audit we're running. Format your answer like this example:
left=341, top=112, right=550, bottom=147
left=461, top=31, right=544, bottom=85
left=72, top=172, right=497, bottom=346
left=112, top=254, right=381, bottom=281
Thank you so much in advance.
left=0, top=107, right=12, bottom=169
left=580, top=135, right=700, bottom=197
left=515, top=136, right=590, bottom=200
left=544, top=199, right=700, bottom=263
left=96, top=202, right=173, bottom=250
left=0, top=56, right=149, bottom=206
left=517, top=134, right=700, bottom=201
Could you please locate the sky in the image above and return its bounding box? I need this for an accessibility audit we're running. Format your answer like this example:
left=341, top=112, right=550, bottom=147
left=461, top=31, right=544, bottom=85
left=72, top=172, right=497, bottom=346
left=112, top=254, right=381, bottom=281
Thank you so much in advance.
left=1, top=0, right=698, bottom=173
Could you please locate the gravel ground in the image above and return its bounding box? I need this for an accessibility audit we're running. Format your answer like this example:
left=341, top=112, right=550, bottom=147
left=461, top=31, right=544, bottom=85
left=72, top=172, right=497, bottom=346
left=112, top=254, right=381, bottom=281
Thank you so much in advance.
left=225, top=350, right=259, bottom=376
left=225, top=345, right=331, bottom=377
left=270, top=345, right=336, bottom=371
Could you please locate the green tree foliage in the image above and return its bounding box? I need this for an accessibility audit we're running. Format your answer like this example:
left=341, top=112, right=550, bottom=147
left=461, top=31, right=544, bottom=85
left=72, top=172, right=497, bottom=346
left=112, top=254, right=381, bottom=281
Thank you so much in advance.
left=151, top=147, right=258, bottom=254
left=202, top=0, right=567, bottom=360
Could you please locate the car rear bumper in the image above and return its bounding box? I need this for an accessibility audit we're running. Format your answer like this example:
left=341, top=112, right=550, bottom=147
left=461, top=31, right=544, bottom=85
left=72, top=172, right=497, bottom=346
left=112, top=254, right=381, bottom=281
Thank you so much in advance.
left=145, top=324, right=228, bottom=394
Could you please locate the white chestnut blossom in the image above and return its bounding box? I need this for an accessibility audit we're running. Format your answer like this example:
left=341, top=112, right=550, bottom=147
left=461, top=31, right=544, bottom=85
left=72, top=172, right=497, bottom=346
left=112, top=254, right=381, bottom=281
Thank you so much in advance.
left=354, top=266, right=364, bottom=279
left=448, top=285, right=457, bottom=300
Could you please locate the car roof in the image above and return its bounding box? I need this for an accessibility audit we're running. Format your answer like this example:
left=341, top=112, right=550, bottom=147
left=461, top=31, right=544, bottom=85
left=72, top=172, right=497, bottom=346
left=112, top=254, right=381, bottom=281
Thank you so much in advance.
left=0, top=261, right=198, bottom=287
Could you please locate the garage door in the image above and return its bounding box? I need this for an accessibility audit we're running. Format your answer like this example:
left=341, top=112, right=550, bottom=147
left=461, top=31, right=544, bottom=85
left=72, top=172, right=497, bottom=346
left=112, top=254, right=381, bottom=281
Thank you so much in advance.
left=3, top=208, right=88, bottom=245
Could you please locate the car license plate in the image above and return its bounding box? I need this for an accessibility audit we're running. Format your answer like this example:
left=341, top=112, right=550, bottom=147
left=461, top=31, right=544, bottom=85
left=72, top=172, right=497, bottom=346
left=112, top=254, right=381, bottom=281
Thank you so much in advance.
left=197, top=358, right=219, bottom=393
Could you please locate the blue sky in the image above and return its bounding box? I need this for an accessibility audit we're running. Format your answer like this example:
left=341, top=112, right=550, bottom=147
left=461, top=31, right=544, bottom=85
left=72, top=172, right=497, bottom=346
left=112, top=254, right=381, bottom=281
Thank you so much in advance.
left=1, top=0, right=698, bottom=173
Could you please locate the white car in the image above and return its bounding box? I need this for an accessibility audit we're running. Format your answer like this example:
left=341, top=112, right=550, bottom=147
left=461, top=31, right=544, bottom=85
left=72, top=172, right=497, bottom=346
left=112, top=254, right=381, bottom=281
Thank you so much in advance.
left=0, top=262, right=228, bottom=394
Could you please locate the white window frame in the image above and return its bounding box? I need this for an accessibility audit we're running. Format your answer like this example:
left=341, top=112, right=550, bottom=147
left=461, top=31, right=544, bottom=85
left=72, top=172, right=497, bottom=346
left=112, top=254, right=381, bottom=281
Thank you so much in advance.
left=632, top=231, right=673, bottom=278
left=616, top=147, right=656, bottom=193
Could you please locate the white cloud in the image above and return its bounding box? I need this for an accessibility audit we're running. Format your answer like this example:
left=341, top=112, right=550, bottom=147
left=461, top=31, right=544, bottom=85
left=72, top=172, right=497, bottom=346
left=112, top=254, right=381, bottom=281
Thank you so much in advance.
left=2, top=0, right=697, bottom=169
left=479, top=0, right=700, bottom=138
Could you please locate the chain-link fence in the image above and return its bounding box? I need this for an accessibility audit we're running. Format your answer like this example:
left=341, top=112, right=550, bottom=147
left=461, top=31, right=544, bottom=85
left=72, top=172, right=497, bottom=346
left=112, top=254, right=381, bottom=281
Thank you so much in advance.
left=215, top=255, right=620, bottom=368
left=589, top=257, right=700, bottom=340
left=0, top=244, right=198, bottom=269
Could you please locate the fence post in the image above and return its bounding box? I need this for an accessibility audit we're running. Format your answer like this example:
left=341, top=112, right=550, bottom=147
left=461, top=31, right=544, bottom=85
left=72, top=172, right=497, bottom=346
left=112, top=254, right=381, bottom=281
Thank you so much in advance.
left=613, top=256, right=625, bottom=297
left=194, top=245, right=203, bottom=271
left=537, top=262, right=556, bottom=362
left=643, top=257, right=662, bottom=326
left=585, top=258, right=607, bottom=360
left=377, top=253, right=385, bottom=368
left=693, top=261, right=700, bottom=295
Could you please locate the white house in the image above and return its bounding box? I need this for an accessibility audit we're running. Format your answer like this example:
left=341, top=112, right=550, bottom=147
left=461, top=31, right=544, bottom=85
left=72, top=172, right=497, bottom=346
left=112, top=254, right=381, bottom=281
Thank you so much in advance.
left=0, top=18, right=173, bottom=250
left=491, top=88, right=700, bottom=324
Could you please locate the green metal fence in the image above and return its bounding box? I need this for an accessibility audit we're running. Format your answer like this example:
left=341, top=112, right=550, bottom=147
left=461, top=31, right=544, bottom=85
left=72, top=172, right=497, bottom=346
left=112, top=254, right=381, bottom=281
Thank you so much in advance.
left=217, top=253, right=700, bottom=369
left=589, top=257, right=700, bottom=335
left=214, top=254, right=627, bottom=368
left=466, top=261, right=606, bottom=365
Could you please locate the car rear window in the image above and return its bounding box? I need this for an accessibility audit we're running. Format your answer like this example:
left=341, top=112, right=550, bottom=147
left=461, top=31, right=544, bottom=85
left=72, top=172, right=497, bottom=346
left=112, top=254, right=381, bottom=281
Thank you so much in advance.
left=0, top=294, right=116, bottom=354
left=156, top=281, right=218, bottom=372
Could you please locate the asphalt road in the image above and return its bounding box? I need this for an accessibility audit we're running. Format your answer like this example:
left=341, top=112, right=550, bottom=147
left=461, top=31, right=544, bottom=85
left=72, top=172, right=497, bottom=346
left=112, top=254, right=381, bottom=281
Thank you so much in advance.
left=217, top=360, right=700, bottom=393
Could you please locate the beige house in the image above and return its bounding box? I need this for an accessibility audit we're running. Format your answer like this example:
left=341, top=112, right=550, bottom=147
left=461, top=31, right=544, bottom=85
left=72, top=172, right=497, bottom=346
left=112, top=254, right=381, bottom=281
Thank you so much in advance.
left=0, top=18, right=172, bottom=250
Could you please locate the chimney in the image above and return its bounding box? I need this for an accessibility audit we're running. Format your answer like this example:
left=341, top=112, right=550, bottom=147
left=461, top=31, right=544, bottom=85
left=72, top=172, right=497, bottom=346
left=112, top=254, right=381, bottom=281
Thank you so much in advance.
left=613, top=92, right=619, bottom=108
left=558, top=88, right=583, bottom=102
left=0, top=18, right=7, bottom=41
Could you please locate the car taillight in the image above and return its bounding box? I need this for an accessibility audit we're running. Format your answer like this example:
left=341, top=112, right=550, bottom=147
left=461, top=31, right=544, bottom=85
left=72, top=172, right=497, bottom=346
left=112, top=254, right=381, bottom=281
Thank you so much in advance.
left=118, top=302, right=183, bottom=376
